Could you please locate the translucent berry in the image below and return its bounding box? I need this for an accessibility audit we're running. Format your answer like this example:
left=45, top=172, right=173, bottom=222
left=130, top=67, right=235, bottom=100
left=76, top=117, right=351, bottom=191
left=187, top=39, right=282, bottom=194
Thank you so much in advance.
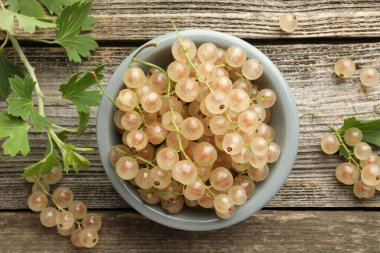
left=225, top=46, right=246, bottom=68
left=123, top=67, right=147, bottom=88
left=56, top=210, right=75, bottom=230
left=82, top=213, right=102, bottom=232
left=52, top=187, right=73, bottom=208
left=210, top=167, right=233, bottom=191
left=334, top=58, right=355, bottom=78
left=360, top=67, right=379, bottom=87
left=40, top=207, right=58, bottom=227
left=321, top=133, right=340, bottom=155
left=354, top=142, right=372, bottom=160
left=279, top=13, right=298, bottom=33
left=242, top=59, right=263, bottom=80
left=343, top=128, right=363, bottom=146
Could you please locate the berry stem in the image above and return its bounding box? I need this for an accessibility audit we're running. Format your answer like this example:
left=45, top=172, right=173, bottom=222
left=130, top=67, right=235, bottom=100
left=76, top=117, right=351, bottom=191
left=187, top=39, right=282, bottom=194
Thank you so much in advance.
left=90, top=71, right=118, bottom=108
left=132, top=155, right=156, bottom=167
left=133, top=57, right=167, bottom=76
left=33, top=176, right=65, bottom=212
left=250, top=95, right=269, bottom=104
left=226, top=115, right=236, bottom=133
left=113, top=145, right=156, bottom=167
left=218, top=64, right=245, bottom=79
left=329, top=124, right=361, bottom=169
left=170, top=21, right=214, bottom=92
left=128, top=43, right=157, bottom=68
left=299, top=112, right=316, bottom=119
left=204, top=184, right=216, bottom=198
left=75, top=220, right=82, bottom=230
left=138, top=188, right=183, bottom=196
left=136, top=103, right=146, bottom=125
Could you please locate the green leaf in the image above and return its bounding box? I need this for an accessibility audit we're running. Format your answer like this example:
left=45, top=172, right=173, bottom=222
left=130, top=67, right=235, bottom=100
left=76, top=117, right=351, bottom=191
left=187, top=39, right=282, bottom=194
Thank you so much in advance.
left=62, top=144, right=90, bottom=173
left=21, top=142, right=60, bottom=178
left=363, top=132, right=380, bottom=147
left=338, top=145, right=350, bottom=160
left=6, top=0, right=45, bottom=18
left=339, top=117, right=358, bottom=131
left=77, top=111, right=90, bottom=134
left=6, top=75, right=51, bottom=131
left=0, top=9, right=55, bottom=33
left=0, top=9, right=15, bottom=31
left=82, top=16, right=96, bottom=31
left=59, top=65, right=105, bottom=113
left=339, top=117, right=380, bottom=147
left=16, top=13, right=55, bottom=33
left=0, top=49, right=23, bottom=99
left=39, top=0, right=80, bottom=15
left=0, top=112, right=30, bottom=156
left=54, top=0, right=98, bottom=62
left=8, top=74, right=34, bottom=98
left=56, top=131, right=69, bottom=142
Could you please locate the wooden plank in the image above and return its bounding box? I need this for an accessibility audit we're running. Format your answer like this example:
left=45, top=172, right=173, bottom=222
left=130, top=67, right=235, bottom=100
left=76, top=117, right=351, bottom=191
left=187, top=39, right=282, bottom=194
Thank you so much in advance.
left=7, top=0, right=380, bottom=40
left=0, top=42, right=380, bottom=209
left=0, top=210, right=379, bottom=252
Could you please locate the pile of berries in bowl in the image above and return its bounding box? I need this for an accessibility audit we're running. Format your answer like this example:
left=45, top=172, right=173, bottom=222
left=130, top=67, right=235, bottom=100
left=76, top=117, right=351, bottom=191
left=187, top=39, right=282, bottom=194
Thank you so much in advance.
left=97, top=29, right=299, bottom=230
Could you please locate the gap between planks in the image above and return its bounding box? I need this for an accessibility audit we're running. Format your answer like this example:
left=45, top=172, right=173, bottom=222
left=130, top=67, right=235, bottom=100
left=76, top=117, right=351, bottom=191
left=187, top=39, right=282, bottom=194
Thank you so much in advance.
left=0, top=210, right=379, bottom=253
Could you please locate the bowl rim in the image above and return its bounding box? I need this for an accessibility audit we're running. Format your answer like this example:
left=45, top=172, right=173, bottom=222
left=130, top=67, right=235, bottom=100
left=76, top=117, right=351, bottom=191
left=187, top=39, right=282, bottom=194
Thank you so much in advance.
left=96, top=29, right=299, bottom=231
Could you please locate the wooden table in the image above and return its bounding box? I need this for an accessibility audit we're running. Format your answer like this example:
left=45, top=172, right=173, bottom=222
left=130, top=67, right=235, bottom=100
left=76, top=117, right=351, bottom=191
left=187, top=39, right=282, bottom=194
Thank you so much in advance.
left=1, top=1, right=380, bottom=252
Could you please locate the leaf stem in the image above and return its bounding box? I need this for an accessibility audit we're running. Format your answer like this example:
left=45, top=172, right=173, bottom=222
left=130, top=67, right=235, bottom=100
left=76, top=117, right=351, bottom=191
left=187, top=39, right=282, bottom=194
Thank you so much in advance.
left=15, top=36, right=54, bottom=44
left=43, top=96, right=63, bottom=100
left=0, top=33, right=8, bottom=49
left=0, top=0, right=4, bottom=10
left=90, top=71, right=117, bottom=108
left=8, top=34, right=45, bottom=116
left=52, top=124, right=77, bottom=133
left=329, top=124, right=361, bottom=169
left=48, top=128, right=65, bottom=151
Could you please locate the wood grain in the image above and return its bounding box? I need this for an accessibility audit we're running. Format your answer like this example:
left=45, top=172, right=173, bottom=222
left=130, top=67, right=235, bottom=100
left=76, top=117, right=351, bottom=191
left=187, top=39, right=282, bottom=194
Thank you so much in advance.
left=1, top=42, right=380, bottom=209
left=0, top=210, right=379, bottom=252
left=7, top=0, right=380, bottom=41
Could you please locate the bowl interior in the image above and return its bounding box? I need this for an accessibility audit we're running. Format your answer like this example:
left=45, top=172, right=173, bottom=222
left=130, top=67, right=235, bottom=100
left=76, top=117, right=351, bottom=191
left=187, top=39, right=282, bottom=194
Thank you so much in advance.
left=97, top=29, right=299, bottom=231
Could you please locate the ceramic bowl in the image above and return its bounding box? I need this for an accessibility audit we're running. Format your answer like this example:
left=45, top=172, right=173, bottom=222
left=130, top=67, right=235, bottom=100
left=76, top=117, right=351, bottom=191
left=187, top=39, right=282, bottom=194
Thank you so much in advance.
left=97, top=29, right=299, bottom=231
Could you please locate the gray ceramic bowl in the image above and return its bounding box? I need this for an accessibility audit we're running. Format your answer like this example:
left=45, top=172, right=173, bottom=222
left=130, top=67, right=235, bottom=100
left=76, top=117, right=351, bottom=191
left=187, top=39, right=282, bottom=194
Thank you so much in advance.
left=97, top=29, right=299, bottom=231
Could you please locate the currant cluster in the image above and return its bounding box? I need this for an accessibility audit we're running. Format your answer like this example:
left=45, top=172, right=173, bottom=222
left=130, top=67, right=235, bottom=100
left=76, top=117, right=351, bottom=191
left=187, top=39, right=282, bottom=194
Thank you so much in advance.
left=321, top=129, right=380, bottom=198
left=26, top=168, right=102, bottom=248
left=334, top=58, right=379, bottom=87
left=109, top=31, right=280, bottom=219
